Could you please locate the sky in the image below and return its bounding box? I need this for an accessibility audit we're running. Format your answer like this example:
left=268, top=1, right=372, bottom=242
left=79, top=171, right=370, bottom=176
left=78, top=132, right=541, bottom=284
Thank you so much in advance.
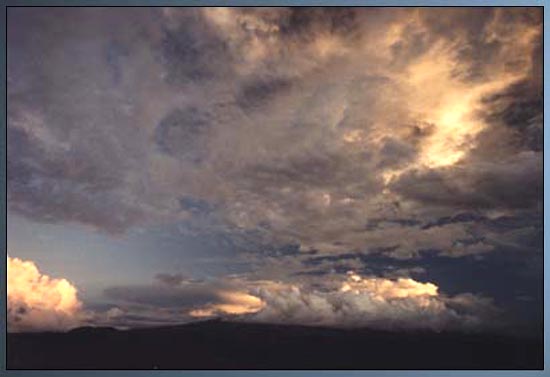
left=7, top=7, right=543, bottom=334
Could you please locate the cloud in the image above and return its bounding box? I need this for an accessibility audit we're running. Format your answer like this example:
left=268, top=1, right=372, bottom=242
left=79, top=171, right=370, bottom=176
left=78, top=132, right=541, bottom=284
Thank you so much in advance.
left=189, top=291, right=264, bottom=318
left=8, top=8, right=541, bottom=258
left=7, top=256, right=83, bottom=332
left=246, top=272, right=498, bottom=330
left=391, top=150, right=542, bottom=211
left=103, top=283, right=219, bottom=308
left=7, top=8, right=542, bottom=332
left=103, top=271, right=498, bottom=330
left=86, top=305, right=197, bottom=330
left=103, top=276, right=265, bottom=324
left=154, top=107, right=211, bottom=162
left=155, top=272, right=186, bottom=287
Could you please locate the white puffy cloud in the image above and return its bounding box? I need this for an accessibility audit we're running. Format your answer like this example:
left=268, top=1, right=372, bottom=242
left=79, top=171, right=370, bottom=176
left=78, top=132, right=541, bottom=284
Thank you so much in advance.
left=7, top=256, right=83, bottom=332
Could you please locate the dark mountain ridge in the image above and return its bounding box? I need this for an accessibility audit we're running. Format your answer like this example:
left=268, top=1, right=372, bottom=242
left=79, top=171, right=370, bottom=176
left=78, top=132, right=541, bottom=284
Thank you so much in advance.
left=8, top=319, right=543, bottom=370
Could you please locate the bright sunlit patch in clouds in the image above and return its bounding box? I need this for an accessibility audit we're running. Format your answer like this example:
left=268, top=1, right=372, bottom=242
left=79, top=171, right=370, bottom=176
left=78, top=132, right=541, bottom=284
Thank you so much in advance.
left=7, top=255, right=83, bottom=332
left=342, top=129, right=365, bottom=144
left=402, top=44, right=523, bottom=169
left=189, top=290, right=265, bottom=318
left=340, top=271, right=438, bottom=299
left=417, top=77, right=522, bottom=169
left=401, top=12, right=539, bottom=170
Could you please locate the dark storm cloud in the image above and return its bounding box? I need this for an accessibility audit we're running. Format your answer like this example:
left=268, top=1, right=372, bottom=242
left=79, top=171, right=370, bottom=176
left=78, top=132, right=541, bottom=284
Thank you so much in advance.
left=243, top=151, right=367, bottom=188
left=8, top=7, right=542, bottom=251
left=160, top=10, right=231, bottom=83
left=7, top=125, right=144, bottom=233
left=421, top=211, right=541, bottom=233
left=236, top=76, right=293, bottom=110
left=377, top=138, right=416, bottom=169
left=391, top=151, right=542, bottom=210
left=481, top=80, right=543, bottom=152
left=278, top=7, right=362, bottom=38
left=154, top=107, right=210, bottom=162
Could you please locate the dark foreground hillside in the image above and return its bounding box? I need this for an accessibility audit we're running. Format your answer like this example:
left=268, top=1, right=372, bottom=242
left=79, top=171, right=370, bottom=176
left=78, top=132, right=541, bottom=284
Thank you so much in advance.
left=7, top=319, right=543, bottom=370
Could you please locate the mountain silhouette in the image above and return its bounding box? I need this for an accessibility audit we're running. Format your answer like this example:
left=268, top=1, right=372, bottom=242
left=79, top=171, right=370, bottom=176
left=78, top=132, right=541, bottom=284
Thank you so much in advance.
left=7, top=319, right=543, bottom=370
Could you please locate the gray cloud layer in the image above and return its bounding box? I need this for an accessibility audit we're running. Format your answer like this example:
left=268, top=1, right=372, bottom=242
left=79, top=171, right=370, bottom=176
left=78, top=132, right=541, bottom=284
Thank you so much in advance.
left=9, top=8, right=541, bottom=250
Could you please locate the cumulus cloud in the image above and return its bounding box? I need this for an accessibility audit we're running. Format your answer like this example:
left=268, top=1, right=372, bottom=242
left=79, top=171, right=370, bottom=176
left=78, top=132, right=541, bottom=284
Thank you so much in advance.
left=246, top=272, right=497, bottom=330
left=7, top=256, right=83, bottom=332
left=104, top=271, right=498, bottom=330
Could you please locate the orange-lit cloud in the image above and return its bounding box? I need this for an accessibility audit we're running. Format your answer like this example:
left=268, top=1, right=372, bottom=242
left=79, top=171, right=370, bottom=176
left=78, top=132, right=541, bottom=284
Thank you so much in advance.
left=184, top=272, right=495, bottom=330
left=363, top=8, right=541, bottom=178
left=7, top=255, right=83, bottom=332
left=189, top=290, right=265, bottom=318
left=92, top=270, right=497, bottom=330
left=340, top=271, right=438, bottom=299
